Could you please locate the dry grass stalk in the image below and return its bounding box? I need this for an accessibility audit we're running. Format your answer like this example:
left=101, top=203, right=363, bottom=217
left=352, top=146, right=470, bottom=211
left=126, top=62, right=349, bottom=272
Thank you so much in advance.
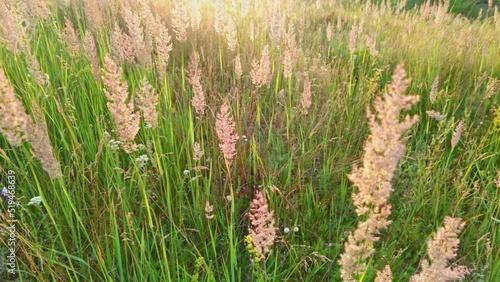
left=494, top=6, right=499, bottom=28
left=187, top=0, right=201, bottom=31
left=235, top=53, right=243, bottom=80
left=426, top=110, right=444, bottom=121
left=171, top=1, right=189, bottom=42
left=366, top=35, right=379, bottom=57
left=348, top=24, right=357, bottom=54
left=483, top=77, right=498, bottom=101
left=1, top=69, right=61, bottom=178
left=251, top=45, right=271, bottom=88
left=213, top=1, right=226, bottom=36
left=326, top=21, right=332, bottom=41
left=193, top=142, right=204, bottom=162
left=155, top=20, right=173, bottom=70
left=375, top=265, right=392, bottom=282
left=122, top=4, right=148, bottom=65
left=339, top=64, right=420, bottom=281
left=63, top=16, right=80, bottom=56
left=0, top=1, right=27, bottom=54
left=301, top=76, right=312, bottom=114
left=451, top=120, right=464, bottom=148
left=110, top=22, right=135, bottom=64
left=248, top=20, right=255, bottom=43
left=26, top=0, right=51, bottom=20
left=83, top=0, right=103, bottom=31
left=187, top=51, right=205, bottom=116
left=265, top=1, right=284, bottom=44
left=135, top=77, right=158, bottom=128
left=25, top=50, right=49, bottom=87
left=225, top=19, right=237, bottom=52
left=26, top=104, right=62, bottom=179
left=283, top=48, right=293, bottom=79
left=102, top=55, right=140, bottom=153
left=285, top=22, right=297, bottom=64
left=410, top=217, right=470, bottom=281
left=0, top=68, right=31, bottom=146
left=138, top=2, right=158, bottom=36
left=430, top=75, right=439, bottom=104
left=83, top=31, right=100, bottom=81
left=248, top=190, right=276, bottom=261
left=282, top=23, right=297, bottom=79
left=215, top=102, right=237, bottom=167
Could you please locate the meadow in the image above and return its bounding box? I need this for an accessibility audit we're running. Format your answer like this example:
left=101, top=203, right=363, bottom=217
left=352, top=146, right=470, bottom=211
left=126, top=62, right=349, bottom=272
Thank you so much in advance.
left=0, top=0, right=499, bottom=281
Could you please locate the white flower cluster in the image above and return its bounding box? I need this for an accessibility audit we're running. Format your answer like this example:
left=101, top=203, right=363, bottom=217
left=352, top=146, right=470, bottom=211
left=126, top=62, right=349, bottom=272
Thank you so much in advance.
left=136, top=154, right=149, bottom=168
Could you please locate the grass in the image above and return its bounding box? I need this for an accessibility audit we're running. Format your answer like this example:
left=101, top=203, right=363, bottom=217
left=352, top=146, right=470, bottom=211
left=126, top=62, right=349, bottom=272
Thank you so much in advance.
left=0, top=0, right=499, bottom=281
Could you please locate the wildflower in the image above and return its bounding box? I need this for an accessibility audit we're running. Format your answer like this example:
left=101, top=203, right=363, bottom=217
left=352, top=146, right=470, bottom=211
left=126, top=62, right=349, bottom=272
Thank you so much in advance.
left=284, top=227, right=290, bottom=234
left=1, top=187, right=8, bottom=197
left=226, top=195, right=232, bottom=202
left=108, top=139, right=122, bottom=150
left=183, top=170, right=190, bottom=176
left=215, top=102, right=238, bottom=167
left=410, top=217, right=471, bottom=281
left=293, top=226, right=299, bottom=233
left=248, top=190, right=276, bottom=261
left=28, top=196, right=42, bottom=206
left=244, top=234, right=261, bottom=263
left=135, top=154, right=149, bottom=168
left=205, top=201, right=214, bottom=219
left=339, top=64, right=419, bottom=281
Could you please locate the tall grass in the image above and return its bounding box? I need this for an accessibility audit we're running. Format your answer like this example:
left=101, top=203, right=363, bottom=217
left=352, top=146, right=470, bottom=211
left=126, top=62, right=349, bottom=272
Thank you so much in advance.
left=0, top=0, right=498, bottom=281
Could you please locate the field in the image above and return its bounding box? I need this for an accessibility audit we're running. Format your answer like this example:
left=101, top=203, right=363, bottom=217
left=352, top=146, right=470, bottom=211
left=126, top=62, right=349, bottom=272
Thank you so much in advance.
left=0, top=0, right=499, bottom=281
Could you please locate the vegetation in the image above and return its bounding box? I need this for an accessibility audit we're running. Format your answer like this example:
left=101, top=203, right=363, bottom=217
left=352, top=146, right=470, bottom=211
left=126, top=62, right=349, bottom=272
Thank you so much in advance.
left=0, top=0, right=498, bottom=281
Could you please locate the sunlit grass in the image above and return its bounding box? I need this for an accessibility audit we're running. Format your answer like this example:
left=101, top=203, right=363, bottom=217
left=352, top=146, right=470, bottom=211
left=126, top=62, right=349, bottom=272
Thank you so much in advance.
left=0, top=0, right=498, bottom=281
